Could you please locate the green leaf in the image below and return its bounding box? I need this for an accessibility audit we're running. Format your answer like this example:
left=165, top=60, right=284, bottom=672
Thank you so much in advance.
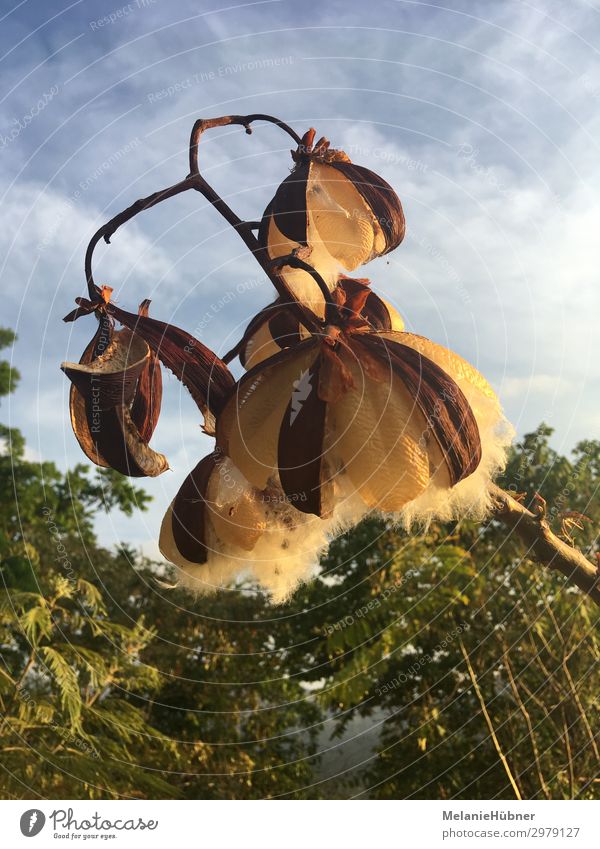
left=19, top=603, right=53, bottom=643
left=40, top=646, right=82, bottom=732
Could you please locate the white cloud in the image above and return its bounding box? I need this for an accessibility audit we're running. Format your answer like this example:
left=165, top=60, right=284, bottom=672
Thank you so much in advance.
left=500, top=374, right=568, bottom=401
left=0, top=180, right=174, bottom=303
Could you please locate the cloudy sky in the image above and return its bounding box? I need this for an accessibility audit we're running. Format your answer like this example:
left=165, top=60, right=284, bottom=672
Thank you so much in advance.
left=2, top=0, right=599, bottom=554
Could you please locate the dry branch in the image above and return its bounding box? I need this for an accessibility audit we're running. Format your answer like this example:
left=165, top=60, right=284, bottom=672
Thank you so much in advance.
left=490, top=484, right=600, bottom=607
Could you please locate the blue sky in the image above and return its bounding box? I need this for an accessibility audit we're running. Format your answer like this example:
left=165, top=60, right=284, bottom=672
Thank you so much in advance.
left=1, top=0, right=599, bottom=555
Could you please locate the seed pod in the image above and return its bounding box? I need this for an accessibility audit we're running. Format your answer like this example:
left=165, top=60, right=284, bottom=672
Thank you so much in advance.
left=235, top=298, right=311, bottom=370
left=62, top=304, right=168, bottom=478
left=158, top=451, right=355, bottom=602
left=159, top=452, right=267, bottom=567
left=234, top=277, right=404, bottom=370
left=217, top=329, right=483, bottom=517
left=374, top=331, right=514, bottom=525
left=64, top=291, right=236, bottom=436
left=258, top=130, right=405, bottom=304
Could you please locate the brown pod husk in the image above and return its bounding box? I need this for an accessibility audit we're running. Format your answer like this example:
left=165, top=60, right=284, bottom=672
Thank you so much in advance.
left=235, top=278, right=404, bottom=370
left=106, top=302, right=234, bottom=433
left=88, top=405, right=168, bottom=478
left=374, top=331, right=514, bottom=526
left=159, top=452, right=268, bottom=566
left=258, top=137, right=405, bottom=290
left=163, top=453, right=216, bottom=565
left=68, top=316, right=114, bottom=468
left=62, top=327, right=149, bottom=410
left=131, top=299, right=162, bottom=442
left=352, top=334, right=482, bottom=485
left=62, top=309, right=168, bottom=478
left=277, top=361, right=334, bottom=517
left=328, top=161, right=405, bottom=257
left=234, top=298, right=308, bottom=370
left=336, top=277, right=404, bottom=332
left=260, top=164, right=311, bottom=247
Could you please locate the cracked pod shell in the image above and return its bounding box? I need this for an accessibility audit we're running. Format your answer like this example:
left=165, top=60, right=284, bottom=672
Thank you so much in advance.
left=258, top=133, right=405, bottom=307
left=62, top=311, right=168, bottom=478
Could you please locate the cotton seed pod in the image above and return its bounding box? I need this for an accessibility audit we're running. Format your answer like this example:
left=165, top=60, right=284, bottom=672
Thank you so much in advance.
left=235, top=277, right=404, bottom=370
left=258, top=129, right=405, bottom=306
left=62, top=309, right=168, bottom=478
left=158, top=451, right=362, bottom=602
left=376, top=332, right=514, bottom=525
left=217, top=329, right=483, bottom=518
left=159, top=452, right=267, bottom=566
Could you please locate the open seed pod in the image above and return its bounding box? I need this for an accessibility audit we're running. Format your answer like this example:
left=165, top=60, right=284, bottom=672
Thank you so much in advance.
left=258, top=130, right=405, bottom=308
left=102, top=299, right=235, bottom=436
left=160, top=452, right=267, bottom=564
left=64, top=289, right=236, bottom=437
left=377, top=332, right=514, bottom=525
left=217, top=325, right=512, bottom=522
left=62, top=304, right=168, bottom=478
left=234, top=277, right=405, bottom=370
left=159, top=450, right=367, bottom=602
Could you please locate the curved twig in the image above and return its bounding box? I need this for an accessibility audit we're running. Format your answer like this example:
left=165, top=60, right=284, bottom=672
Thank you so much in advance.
left=188, top=113, right=302, bottom=176
left=83, top=113, right=324, bottom=336
left=490, top=484, right=600, bottom=607
left=85, top=177, right=199, bottom=300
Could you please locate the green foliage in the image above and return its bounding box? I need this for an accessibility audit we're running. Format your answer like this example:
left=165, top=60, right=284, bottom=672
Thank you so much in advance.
left=0, top=327, right=20, bottom=400
left=0, top=353, right=319, bottom=797
left=0, top=561, right=178, bottom=797
left=281, top=423, right=600, bottom=799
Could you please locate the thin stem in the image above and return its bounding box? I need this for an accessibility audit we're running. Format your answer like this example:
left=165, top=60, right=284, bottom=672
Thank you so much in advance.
left=188, top=113, right=302, bottom=176
left=269, top=254, right=341, bottom=324
left=83, top=113, right=324, bottom=337
left=85, top=176, right=199, bottom=300
left=185, top=114, right=324, bottom=333
left=190, top=175, right=324, bottom=334
left=459, top=638, right=523, bottom=800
